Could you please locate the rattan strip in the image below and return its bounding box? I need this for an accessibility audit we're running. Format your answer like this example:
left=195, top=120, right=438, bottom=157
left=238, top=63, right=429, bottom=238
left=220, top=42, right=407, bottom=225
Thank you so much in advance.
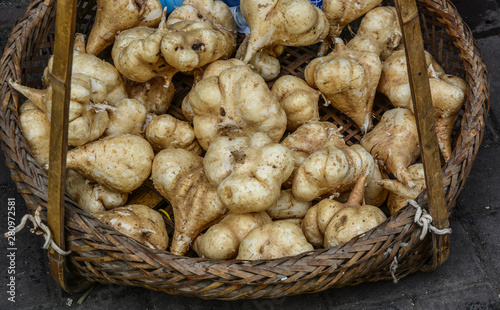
left=62, top=205, right=424, bottom=298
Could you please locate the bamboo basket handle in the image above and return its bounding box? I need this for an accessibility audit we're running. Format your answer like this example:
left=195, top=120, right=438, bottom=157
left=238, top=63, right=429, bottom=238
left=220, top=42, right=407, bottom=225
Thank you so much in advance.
left=395, top=0, right=450, bottom=270
left=47, top=0, right=91, bottom=293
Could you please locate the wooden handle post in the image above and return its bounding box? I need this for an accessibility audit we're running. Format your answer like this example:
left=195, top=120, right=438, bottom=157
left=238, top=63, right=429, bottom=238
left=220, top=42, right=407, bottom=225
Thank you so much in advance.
left=395, top=0, right=450, bottom=269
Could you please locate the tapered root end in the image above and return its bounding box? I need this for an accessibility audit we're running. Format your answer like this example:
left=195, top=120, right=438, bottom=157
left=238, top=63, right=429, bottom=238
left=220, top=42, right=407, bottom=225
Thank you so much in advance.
left=9, top=81, right=47, bottom=113
left=346, top=174, right=368, bottom=207
left=170, top=232, right=192, bottom=256
left=397, top=169, right=416, bottom=189
left=74, top=33, right=87, bottom=53
left=317, top=39, right=332, bottom=57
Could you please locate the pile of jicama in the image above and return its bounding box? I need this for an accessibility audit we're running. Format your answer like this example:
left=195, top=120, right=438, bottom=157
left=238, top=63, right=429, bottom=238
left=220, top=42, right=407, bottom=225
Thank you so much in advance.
left=12, top=0, right=466, bottom=259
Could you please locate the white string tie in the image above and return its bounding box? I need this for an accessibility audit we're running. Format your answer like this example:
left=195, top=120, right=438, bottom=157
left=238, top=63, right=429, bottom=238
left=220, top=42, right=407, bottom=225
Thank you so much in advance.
left=4, top=206, right=71, bottom=256
left=390, top=255, right=399, bottom=284
left=407, top=199, right=452, bottom=240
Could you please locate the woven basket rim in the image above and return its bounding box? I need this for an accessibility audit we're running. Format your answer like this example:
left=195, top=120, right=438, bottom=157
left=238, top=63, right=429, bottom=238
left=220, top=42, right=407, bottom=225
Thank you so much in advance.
left=0, top=0, right=490, bottom=299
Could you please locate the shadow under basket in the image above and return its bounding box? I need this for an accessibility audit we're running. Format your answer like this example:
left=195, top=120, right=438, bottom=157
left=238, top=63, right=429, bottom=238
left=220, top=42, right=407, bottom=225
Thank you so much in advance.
left=0, top=0, right=489, bottom=300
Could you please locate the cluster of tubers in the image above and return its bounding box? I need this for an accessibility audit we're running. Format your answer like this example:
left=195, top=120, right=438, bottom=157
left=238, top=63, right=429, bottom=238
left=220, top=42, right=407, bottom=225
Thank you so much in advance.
left=13, top=0, right=467, bottom=260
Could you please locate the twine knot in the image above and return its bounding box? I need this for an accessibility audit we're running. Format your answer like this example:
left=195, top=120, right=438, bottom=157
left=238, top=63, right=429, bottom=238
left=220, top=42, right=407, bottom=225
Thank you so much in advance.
left=4, top=207, right=71, bottom=256
left=407, top=199, right=452, bottom=240
left=388, top=200, right=452, bottom=284
left=390, top=256, right=399, bottom=284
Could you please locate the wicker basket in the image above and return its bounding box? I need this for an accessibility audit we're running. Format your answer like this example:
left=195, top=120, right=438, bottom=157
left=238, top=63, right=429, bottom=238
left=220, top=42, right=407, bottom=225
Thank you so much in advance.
left=0, top=0, right=489, bottom=300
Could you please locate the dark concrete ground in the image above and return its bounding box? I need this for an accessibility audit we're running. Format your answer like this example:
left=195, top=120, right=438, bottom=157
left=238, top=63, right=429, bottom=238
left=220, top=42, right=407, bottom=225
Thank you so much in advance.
left=0, top=0, right=499, bottom=309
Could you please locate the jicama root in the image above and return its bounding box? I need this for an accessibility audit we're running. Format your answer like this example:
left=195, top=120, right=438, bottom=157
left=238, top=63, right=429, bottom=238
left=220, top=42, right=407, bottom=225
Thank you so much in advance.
left=240, top=0, right=329, bottom=63
left=95, top=204, right=169, bottom=251
left=67, top=105, right=110, bottom=146
left=271, top=75, right=320, bottom=131
left=235, top=36, right=284, bottom=81
left=65, top=169, right=128, bottom=214
left=66, top=134, right=154, bottom=193
left=282, top=121, right=387, bottom=206
left=144, top=114, right=202, bottom=155
left=163, top=0, right=237, bottom=71
left=377, top=50, right=467, bottom=161
left=105, top=98, right=148, bottom=137
left=281, top=121, right=345, bottom=186
left=192, top=211, right=272, bottom=259
left=11, top=74, right=110, bottom=146
left=378, top=163, right=425, bottom=215
left=292, top=139, right=387, bottom=206
left=86, top=0, right=163, bottom=55
left=112, top=1, right=237, bottom=88
left=203, top=132, right=294, bottom=213
left=302, top=175, right=387, bottom=248
left=305, top=40, right=382, bottom=133
left=18, top=101, right=51, bottom=171
left=266, top=189, right=312, bottom=222
left=151, top=148, right=227, bottom=255
left=44, top=34, right=128, bottom=106
left=126, top=77, right=175, bottom=115
left=360, top=108, right=420, bottom=188
left=319, top=0, right=383, bottom=56
left=346, top=6, right=402, bottom=60
left=112, top=26, right=178, bottom=85
left=182, top=59, right=287, bottom=150
left=166, top=0, right=236, bottom=44
left=151, top=149, right=227, bottom=255
left=161, top=20, right=236, bottom=72
left=237, top=221, right=314, bottom=260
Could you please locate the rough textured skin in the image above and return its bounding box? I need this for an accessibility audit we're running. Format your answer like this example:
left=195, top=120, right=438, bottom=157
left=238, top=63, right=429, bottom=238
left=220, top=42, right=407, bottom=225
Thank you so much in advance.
left=305, top=41, right=382, bottom=133
left=236, top=221, right=314, bottom=260
left=105, top=98, right=148, bottom=137
left=160, top=20, right=235, bottom=72
left=145, top=114, right=202, bottom=155
left=240, top=0, right=329, bottom=63
left=266, top=189, right=312, bottom=221
left=271, top=75, right=320, bottom=131
left=285, top=122, right=387, bottom=206
left=18, top=101, right=51, bottom=171
left=66, top=103, right=109, bottom=146
left=151, top=148, right=227, bottom=255
left=302, top=175, right=387, bottom=248
left=292, top=143, right=386, bottom=205
left=281, top=121, right=344, bottom=186
left=203, top=133, right=294, bottom=213
left=112, top=26, right=178, bottom=84
left=324, top=202, right=386, bottom=247
left=346, top=6, right=402, bottom=60
left=235, top=36, right=284, bottom=81
left=112, top=0, right=236, bottom=86
left=182, top=60, right=287, bottom=150
left=301, top=198, right=345, bottom=247
left=66, top=134, right=155, bottom=193
left=199, top=58, right=247, bottom=78
left=192, top=212, right=272, bottom=259
left=360, top=108, right=420, bottom=188
left=11, top=73, right=110, bottom=146
left=319, top=0, right=382, bottom=56
left=65, top=170, right=128, bottom=214
left=86, top=0, right=163, bottom=55
left=126, top=77, right=175, bottom=115
left=44, top=34, right=128, bottom=105
left=377, top=50, right=467, bottom=161
left=95, top=204, right=169, bottom=251
left=378, top=163, right=425, bottom=215
left=166, top=0, right=236, bottom=39
left=165, top=0, right=236, bottom=69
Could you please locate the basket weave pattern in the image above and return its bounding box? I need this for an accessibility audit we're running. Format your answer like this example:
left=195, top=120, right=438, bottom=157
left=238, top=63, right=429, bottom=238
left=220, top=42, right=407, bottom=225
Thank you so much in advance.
left=0, top=0, right=489, bottom=300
